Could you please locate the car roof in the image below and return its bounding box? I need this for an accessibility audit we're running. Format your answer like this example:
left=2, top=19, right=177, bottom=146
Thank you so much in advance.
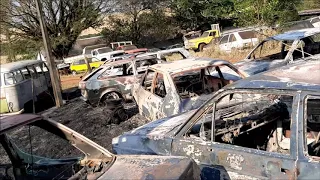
left=138, top=48, right=187, bottom=57
left=150, top=58, right=235, bottom=74
left=0, top=114, right=42, bottom=134
left=95, top=47, right=112, bottom=50
left=268, top=28, right=320, bottom=41
left=228, top=60, right=320, bottom=92
left=0, top=60, right=43, bottom=73
left=102, top=55, right=160, bottom=67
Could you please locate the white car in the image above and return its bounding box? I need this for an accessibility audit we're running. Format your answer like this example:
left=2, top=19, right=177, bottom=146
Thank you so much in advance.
left=91, top=47, right=125, bottom=61
left=218, top=30, right=259, bottom=52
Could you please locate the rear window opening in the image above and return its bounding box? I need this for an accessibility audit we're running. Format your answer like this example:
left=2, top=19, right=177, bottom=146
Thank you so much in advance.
left=173, top=66, right=242, bottom=99
left=238, top=31, right=256, bottom=39
left=83, top=68, right=103, bottom=81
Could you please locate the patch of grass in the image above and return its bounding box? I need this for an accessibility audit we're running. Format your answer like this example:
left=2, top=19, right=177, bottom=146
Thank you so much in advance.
left=196, top=45, right=252, bottom=63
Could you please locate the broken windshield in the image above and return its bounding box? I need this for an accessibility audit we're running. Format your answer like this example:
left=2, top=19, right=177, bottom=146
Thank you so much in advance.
left=248, top=33, right=320, bottom=61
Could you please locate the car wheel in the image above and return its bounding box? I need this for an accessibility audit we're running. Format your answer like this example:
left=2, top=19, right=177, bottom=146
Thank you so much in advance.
left=198, top=43, right=206, bottom=52
left=105, top=92, right=120, bottom=100
left=72, top=71, right=77, bottom=76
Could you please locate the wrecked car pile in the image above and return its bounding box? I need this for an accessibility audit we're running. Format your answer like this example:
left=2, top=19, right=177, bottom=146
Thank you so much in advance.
left=0, top=114, right=201, bottom=180
left=133, top=58, right=248, bottom=120
left=235, top=28, right=320, bottom=75
left=113, top=61, right=320, bottom=179
left=1, top=28, right=320, bottom=180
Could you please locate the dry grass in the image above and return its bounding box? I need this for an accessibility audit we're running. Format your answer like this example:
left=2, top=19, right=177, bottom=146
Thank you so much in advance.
left=196, top=47, right=252, bottom=63
left=194, top=28, right=279, bottom=63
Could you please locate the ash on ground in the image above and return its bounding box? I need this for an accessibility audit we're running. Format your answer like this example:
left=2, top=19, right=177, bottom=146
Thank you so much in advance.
left=0, top=98, right=150, bottom=167
left=45, top=98, right=150, bottom=151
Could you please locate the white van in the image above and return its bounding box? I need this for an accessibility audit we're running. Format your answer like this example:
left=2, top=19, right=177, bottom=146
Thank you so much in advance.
left=218, top=30, right=259, bottom=52
left=0, top=60, right=51, bottom=115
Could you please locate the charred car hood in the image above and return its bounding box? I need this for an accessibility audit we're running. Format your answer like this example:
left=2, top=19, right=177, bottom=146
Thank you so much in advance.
left=112, top=110, right=195, bottom=154
left=126, top=109, right=195, bottom=137
left=99, top=155, right=200, bottom=180
left=235, top=59, right=287, bottom=76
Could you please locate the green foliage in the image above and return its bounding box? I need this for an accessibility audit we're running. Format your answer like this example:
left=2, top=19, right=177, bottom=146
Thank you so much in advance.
left=1, top=0, right=109, bottom=59
left=298, top=0, right=320, bottom=10
left=101, top=9, right=179, bottom=46
left=233, top=0, right=301, bottom=26
left=170, top=0, right=234, bottom=29
left=0, top=39, right=40, bottom=62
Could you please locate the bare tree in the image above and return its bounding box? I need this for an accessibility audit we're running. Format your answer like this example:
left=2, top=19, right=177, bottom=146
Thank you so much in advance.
left=1, top=0, right=111, bottom=59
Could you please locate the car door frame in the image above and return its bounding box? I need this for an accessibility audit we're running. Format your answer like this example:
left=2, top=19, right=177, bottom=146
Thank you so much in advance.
left=218, top=34, right=230, bottom=52
left=295, top=91, right=320, bottom=179
left=135, top=69, right=158, bottom=119
left=171, top=88, right=300, bottom=179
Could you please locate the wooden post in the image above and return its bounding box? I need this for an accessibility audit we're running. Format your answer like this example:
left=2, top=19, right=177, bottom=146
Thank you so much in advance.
left=84, top=56, right=92, bottom=73
left=35, top=0, right=63, bottom=107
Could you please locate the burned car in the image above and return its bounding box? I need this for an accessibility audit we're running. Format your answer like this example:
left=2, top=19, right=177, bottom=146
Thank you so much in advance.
left=132, top=58, right=248, bottom=120
left=114, top=61, right=320, bottom=179
left=0, top=114, right=200, bottom=180
left=235, top=28, right=320, bottom=75
left=79, top=56, right=165, bottom=106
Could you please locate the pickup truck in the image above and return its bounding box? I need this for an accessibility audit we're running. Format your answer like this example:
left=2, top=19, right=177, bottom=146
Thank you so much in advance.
left=184, top=29, right=221, bottom=51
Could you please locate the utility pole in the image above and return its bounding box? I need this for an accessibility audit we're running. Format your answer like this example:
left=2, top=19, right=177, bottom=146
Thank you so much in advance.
left=35, top=0, right=63, bottom=107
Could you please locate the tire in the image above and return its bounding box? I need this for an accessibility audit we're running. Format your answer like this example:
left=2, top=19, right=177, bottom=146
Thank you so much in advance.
left=198, top=43, right=206, bottom=52
left=99, top=92, right=121, bottom=106
left=72, top=71, right=77, bottom=76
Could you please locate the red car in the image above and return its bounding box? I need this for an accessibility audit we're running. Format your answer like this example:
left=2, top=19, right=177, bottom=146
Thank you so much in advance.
left=116, top=45, right=148, bottom=54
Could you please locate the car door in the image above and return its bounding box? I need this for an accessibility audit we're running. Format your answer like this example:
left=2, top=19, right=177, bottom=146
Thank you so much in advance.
left=296, top=93, right=320, bottom=179
left=135, top=69, right=157, bottom=119
left=146, top=72, right=167, bottom=120
left=171, top=90, right=298, bottom=179
left=218, top=35, right=230, bottom=52
left=227, top=34, right=237, bottom=51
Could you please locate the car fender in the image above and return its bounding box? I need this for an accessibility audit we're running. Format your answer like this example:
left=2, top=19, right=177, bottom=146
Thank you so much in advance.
left=99, top=87, right=123, bottom=99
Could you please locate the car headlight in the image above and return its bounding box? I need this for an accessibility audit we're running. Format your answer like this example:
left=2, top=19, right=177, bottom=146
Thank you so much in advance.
left=112, top=136, right=119, bottom=144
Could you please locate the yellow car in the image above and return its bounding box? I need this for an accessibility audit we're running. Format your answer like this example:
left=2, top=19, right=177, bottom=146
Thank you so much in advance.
left=70, top=58, right=104, bottom=75
left=184, top=29, right=221, bottom=51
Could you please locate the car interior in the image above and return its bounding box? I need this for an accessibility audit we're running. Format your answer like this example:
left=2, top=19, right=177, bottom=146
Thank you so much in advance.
left=187, top=93, right=298, bottom=155
left=173, top=66, right=238, bottom=99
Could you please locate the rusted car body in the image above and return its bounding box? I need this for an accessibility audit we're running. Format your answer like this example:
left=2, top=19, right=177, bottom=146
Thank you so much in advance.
left=79, top=56, right=165, bottom=106
left=0, top=114, right=200, bottom=179
left=235, top=28, right=320, bottom=75
left=132, top=58, right=248, bottom=120
left=114, top=61, right=320, bottom=179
